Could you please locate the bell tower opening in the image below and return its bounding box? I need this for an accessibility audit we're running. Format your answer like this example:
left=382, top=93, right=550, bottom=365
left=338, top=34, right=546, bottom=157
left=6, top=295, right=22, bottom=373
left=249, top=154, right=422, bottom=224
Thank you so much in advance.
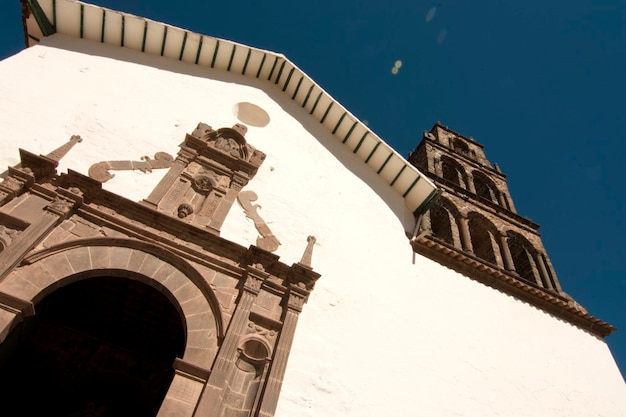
left=0, top=276, right=186, bottom=417
left=408, top=122, right=566, bottom=296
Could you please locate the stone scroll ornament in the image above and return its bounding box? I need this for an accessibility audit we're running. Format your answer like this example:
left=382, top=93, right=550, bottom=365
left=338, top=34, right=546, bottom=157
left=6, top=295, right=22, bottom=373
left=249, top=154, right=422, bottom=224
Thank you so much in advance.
left=237, top=190, right=280, bottom=252
left=88, top=152, right=174, bottom=183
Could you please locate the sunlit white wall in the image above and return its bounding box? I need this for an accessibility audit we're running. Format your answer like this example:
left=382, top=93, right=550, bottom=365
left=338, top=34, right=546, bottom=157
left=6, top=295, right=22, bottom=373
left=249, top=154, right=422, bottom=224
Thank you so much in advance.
left=0, top=34, right=624, bottom=417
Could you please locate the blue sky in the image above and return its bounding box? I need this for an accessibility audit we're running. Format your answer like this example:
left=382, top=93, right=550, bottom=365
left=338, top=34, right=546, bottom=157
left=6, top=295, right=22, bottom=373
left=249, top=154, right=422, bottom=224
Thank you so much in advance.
left=1, top=0, right=625, bottom=376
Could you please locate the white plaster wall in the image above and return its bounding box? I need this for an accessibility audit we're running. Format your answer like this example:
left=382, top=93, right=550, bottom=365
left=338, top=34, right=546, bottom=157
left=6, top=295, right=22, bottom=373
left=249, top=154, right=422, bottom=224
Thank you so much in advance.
left=0, top=35, right=624, bottom=416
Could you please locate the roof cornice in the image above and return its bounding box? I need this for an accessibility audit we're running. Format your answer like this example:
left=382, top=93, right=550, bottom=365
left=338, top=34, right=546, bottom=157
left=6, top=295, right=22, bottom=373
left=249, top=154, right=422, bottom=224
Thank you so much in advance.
left=20, top=0, right=441, bottom=217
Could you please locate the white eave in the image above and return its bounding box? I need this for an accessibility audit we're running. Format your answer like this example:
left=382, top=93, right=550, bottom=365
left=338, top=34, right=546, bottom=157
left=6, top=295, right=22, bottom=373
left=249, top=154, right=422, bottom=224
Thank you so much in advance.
left=21, top=0, right=441, bottom=216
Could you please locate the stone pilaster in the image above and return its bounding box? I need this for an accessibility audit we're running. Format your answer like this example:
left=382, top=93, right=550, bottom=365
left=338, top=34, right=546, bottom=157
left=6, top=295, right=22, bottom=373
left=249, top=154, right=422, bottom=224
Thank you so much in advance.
left=143, top=153, right=193, bottom=208
left=257, top=286, right=305, bottom=417
left=208, top=171, right=247, bottom=233
left=0, top=189, right=80, bottom=281
left=193, top=265, right=267, bottom=417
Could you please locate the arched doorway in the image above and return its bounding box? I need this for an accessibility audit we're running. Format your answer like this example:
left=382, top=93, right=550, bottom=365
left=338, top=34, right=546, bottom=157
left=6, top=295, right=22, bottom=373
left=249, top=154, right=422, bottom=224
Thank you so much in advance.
left=0, top=276, right=185, bottom=417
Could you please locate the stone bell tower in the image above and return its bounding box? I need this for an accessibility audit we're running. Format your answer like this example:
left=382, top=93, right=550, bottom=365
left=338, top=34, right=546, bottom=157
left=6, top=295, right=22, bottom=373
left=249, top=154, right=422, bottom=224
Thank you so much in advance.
left=407, top=122, right=591, bottom=318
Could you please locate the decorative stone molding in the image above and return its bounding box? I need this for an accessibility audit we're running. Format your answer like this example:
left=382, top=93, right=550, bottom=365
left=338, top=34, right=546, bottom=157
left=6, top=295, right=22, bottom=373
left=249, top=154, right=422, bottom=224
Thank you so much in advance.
left=411, top=234, right=614, bottom=337
left=88, top=152, right=174, bottom=182
left=237, top=190, right=280, bottom=252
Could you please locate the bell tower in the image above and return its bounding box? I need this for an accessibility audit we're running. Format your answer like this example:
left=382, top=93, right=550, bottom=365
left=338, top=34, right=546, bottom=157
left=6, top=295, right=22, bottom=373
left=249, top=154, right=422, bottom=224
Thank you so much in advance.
left=408, top=122, right=566, bottom=298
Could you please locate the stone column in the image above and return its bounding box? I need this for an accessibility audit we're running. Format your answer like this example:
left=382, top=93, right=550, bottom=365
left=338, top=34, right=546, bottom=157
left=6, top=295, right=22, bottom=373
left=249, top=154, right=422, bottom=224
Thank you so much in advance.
left=542, top=253, right=562, bottom=292
left=459, top=217, right=473, bottom=253
left=499, top=234, right=515, bottom=272
left=466, top=174, right=476, bottom=194
left=497, top=192, right=508, bottom=208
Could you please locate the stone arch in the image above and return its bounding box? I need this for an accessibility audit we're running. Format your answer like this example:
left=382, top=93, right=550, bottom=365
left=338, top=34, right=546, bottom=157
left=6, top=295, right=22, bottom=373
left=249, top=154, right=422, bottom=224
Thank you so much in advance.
left=440, top=156, right=467, bottom=188
left=428, top=197, right=462, bottom=248
left=467, top=212, right=501, bottom=267
left=0, top=275, right=185, bottom=417
left=451, top=137, right=472, bottom=157
left=507, top=231, right=541, bottom=285
left=0, top=238, right=223, bottom=367
left=472, top=170, right=499, bottom=204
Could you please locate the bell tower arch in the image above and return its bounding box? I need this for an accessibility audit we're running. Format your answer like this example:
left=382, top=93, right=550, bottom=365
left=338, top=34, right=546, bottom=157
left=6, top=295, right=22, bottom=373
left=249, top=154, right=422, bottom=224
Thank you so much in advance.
left=408, top=122, right=614, bottom=337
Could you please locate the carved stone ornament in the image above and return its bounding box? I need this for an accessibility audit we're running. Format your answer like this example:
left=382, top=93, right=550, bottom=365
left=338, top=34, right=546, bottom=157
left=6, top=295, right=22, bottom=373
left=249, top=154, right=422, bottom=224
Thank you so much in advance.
left=193, top=175, right=214, bottom=193
left=191, top=122, right=218, bottom=141
left=244, top=274, right=264, bottom=294
left=45, top=197, right=74, bottom=216
left=0, top=176, right=24, bottom=193
left=237, top=190, right=280, bottom=252
left=246, top=322, right=277, bottom=341
left=88, top=152, right=174, bottom=183
left=177, top=203, right=194, bottom=218
left=287, top=290, right=306, bottom=311
left=190, top=122, right=265, bottom=165
left=0, top=225, right=21, bottom=247
left=215, top=136, right=244, bottom=159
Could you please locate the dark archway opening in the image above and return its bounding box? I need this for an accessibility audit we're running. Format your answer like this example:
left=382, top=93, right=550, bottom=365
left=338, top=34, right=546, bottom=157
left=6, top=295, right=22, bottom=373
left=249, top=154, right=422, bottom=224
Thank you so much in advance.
left=0, top=276, right=186, bottom=417
left=430, top=204, right=455, bottom=246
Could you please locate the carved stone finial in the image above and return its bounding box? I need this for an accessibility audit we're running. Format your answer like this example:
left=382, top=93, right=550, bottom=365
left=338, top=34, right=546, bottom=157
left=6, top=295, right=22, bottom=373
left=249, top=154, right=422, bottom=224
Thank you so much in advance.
left=232, top=123, right=248, bottom=137
left=299, top=235, right=317, bottom=268
left=191, top=123, right=217, bottom=141
left=46, top=134, right=82, bottom=162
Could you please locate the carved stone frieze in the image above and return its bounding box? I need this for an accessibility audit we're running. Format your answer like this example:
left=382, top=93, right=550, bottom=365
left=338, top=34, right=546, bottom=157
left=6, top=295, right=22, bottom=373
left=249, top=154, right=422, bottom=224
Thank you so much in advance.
left=246, top=321, right=277, bottom=342
left=0, top=176, right=24, bottom=193
left=45, top=196, right=75, bottom=217
left=287, top=286, right=307, bottom=312
left=244, top=274, right=264, bottom=294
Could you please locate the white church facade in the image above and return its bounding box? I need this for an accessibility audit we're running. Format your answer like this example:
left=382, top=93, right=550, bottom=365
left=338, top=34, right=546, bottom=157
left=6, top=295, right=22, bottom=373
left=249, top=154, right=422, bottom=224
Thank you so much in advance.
left=0, top=1, right=624, bottom=416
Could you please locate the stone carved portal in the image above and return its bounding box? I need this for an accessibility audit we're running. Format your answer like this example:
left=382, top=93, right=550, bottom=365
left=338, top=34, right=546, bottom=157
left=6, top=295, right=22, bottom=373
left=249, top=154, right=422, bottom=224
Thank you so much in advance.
left=0, top=128, right=320, bottom=417
left=0, top=276, right=185, bottom=417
